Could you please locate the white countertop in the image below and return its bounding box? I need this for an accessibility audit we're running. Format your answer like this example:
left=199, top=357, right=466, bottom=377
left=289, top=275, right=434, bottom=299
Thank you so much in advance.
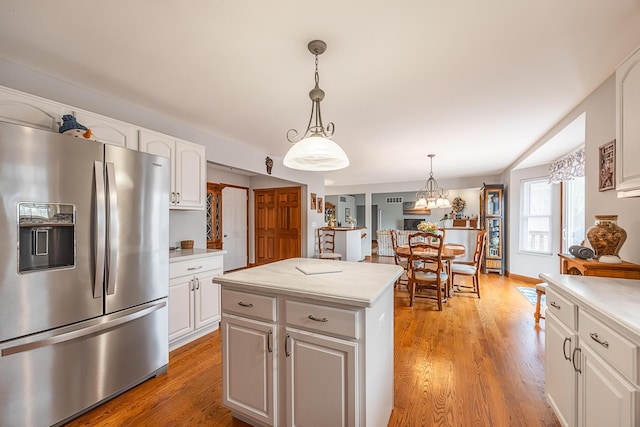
left=540, top=272, right=640, bottom=339
left=215, top=258, right=403, bottom=308
left=169, top=248, right=226, bottom=262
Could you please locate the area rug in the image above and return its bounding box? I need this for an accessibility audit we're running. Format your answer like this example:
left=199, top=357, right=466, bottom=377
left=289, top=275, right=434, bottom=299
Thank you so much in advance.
left=516, top=286, right=545, bottom=306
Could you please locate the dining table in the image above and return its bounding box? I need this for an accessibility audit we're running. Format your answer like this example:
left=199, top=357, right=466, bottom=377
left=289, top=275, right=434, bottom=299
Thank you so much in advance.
left=396, top=243, right=466, bottom=297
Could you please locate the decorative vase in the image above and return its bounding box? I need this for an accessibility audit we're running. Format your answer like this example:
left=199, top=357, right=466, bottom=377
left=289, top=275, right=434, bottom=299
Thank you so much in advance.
left=586, top=215, right=627, bottom=260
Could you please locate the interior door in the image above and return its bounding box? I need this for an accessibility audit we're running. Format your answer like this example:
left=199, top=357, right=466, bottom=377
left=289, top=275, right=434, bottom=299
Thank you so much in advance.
left=222, top=186, right=248, bottom=271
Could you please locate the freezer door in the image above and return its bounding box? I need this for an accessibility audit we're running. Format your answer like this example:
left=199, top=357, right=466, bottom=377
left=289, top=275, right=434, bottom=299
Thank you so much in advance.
left=0, top=121, right=104, bottom=342
left=104, top=144, right=169, bottom=313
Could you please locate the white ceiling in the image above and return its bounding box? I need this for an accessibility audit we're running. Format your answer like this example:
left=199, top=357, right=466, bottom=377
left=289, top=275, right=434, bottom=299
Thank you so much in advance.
left=1, top=1, right=639, bottom=187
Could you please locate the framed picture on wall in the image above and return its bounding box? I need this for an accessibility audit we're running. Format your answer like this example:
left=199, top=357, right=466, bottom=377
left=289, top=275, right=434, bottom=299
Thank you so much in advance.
left=345, top=207, right=351, bottom=218
left=317, top=197, right=323, bottom=213
left=598, top=140, right=615, bottom=191
left=311, top=193, right=317, bottom=210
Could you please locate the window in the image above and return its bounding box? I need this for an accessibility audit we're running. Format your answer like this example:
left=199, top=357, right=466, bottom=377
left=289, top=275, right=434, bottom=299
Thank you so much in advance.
left=520, top=178, right=552, bottom=254
left=562, top=176, right=585, bottom=253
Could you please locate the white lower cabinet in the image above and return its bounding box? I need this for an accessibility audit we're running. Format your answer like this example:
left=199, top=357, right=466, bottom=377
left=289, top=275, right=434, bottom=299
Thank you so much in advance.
left=285, top=328, right=357, bottom=426
left=544, top=285, right=640, bottom=427
left=221, top=285, right=393, bottom=427
left=169, top=254, right=223, bottom=349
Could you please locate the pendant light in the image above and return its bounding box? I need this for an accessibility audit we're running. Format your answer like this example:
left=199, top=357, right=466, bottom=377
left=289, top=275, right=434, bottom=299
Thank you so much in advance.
left=284, top=40, right=349, bottom=171
left=415, top=154, right=451, bottom=209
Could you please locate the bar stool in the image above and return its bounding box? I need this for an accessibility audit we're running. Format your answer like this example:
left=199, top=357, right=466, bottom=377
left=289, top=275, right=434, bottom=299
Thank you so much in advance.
left=534, top=282, right=547, bottom=324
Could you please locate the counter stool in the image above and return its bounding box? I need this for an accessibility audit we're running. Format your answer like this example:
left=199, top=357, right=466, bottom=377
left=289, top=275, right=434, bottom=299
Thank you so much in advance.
left=534, top=282, right=547, bottom=325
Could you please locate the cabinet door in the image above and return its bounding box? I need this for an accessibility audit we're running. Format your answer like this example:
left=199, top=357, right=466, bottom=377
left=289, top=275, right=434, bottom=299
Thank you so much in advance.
left=194, top=270, right=222, bottom=329
left=0, top=86, right=62, bottom=131
left=616, top=47, right=640, bottom=197
left=222, top=314, right=276, bottom=426
left=578, top=344, right=638, bottom=427
left=73, top=109, right=138, bottom=149
left=546, top=313, right=577, bottom=427
left=174, top=140, right=205, bottom=209
left=285, top=328, right=357, bottom=427
left=169, top=276, right=195, bottom=341
left=139, top=130, right=176, bottom=203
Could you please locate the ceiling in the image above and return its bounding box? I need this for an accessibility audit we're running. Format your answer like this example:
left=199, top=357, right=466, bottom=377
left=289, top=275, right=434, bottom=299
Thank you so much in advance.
left=1, top=1, right=639, bottom=187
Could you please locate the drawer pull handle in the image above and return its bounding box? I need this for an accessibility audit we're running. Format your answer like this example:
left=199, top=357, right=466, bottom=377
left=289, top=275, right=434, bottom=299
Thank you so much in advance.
left=572, top=347, right=581, bottom=373
left=285, top=333, right=291, bottom=357
left=308, top=315, right=328, bottom=323
left=267, top=329, right=273, bottom=353
left=549, top=301, right=561, bottom=310
left=187, top=266, right=203, bottom=271
left=562, top=337, right=572, bottom=361
left=238, top=301, right=253, bottom=308
left=590, top=333, right=609, bottom=348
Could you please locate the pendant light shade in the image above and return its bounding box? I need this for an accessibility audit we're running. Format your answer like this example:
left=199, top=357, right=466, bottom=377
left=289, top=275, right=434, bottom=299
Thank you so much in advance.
left=284, top=40, right=349, bottom=172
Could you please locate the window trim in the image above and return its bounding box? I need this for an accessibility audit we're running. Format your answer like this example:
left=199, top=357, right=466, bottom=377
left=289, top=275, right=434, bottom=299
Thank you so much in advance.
left=519, top=177, right=553, bottom=255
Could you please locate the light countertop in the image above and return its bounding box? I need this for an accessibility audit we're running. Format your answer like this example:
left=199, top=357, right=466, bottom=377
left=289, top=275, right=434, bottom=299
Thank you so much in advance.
left=215, top=258, right=402, bottom=308
left=169, top=248, right=226, bottom=262
left=540, top=272, right=640, bottom=340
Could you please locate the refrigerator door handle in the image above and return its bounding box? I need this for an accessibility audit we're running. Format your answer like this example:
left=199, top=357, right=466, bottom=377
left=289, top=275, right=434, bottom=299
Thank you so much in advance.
left=106, top=162, right=119, bottom=296
left=94, top=161, right=106, bottom=298
left=1, top=300, right=166, bottom=357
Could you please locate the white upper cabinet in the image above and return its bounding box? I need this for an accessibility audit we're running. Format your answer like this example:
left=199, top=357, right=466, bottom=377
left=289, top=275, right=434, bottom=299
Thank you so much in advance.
left=72, top=109, right=138, bottom=150
left=616, top=46, right=640, bottom=198
left=0, top=85, right=62, bottom=131
left=139, top=129, right=205, bottom=210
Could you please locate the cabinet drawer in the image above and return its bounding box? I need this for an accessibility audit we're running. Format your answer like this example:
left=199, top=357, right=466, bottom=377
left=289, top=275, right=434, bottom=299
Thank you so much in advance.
left=546, top=289, right=577, bottom=330
left=221, top=289, right=276, bottom=322
left=286, top=300, right=360, bottom=339
left=170, top=256, right=223, bottom=278
left=579, top=310, right=640, bottom=384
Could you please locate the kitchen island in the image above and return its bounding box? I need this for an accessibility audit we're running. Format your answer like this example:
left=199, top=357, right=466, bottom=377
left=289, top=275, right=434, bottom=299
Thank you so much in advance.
left=215, top=258, right=402, bottom=427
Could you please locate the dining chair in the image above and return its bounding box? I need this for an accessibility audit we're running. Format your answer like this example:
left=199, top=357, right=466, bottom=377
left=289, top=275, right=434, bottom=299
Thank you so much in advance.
left=390, top=229, right=409, bottom=288
left=450, top=229, right=487, bottom=298
left=407, top=231, right=448, bottom=310
left=317, top=227, right=343, bottom=260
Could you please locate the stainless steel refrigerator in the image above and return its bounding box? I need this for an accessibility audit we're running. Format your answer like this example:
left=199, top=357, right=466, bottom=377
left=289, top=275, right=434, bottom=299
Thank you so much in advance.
left=0, top=120, right=170, bottom=426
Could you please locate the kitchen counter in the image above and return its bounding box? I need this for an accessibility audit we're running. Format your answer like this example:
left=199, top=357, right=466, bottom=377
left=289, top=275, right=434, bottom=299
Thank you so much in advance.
left=540, top=272, right=640, bottom=340
left=215, top=257, right=401, bottom=308
left=169, top=248, right=225, bottom=262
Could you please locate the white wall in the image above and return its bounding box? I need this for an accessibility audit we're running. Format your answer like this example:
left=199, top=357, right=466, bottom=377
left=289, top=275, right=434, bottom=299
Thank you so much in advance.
left=505, top=74, right=640, bottom=276
left=0, top=58, right=325, bottom=261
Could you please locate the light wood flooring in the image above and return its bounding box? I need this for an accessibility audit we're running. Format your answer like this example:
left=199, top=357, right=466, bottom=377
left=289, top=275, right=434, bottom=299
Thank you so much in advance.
left=67, top=256, right=559, bottom=426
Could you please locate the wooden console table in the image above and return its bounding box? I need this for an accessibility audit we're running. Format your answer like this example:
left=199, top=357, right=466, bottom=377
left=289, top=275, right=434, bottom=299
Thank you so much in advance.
left=558, top=253, right=640, bottom=279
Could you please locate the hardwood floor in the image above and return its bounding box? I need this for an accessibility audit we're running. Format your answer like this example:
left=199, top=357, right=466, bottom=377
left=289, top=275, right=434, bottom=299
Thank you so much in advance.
left=67, top=256, right=559, bottom=426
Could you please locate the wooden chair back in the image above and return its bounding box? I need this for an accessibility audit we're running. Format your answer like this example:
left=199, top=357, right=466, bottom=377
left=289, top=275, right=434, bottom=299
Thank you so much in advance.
left=317, top=227, right=337, bottom=254
left=407, top=231, right=447, bottom=309
left=473, top=230, right=488, bottom=268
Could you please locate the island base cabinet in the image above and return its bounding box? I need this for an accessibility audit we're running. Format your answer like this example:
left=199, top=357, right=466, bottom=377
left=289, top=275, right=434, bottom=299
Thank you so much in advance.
left=545, top=313, right=577, bottom=427
left=578, top=344, right=638, bottom=427
left=285, top=328, right=357, bottom=427
left=222, top=314, right=276, bottom=427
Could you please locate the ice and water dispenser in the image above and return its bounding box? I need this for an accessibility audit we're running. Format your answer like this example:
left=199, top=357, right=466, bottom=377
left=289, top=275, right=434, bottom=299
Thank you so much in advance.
left=18, top=202, right=75, bottom=273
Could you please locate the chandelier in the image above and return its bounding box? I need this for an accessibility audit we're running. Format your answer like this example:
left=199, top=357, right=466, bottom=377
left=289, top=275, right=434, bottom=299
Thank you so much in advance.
left=283, top=40, right=349, bottom=171
left=415, top=154, right=451, bottom=209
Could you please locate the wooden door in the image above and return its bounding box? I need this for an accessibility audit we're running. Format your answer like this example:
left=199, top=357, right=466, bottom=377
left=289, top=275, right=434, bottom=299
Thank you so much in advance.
left=255, top=189, right=278, bottom=265
left=207, top=183, right=224, bottom=249
left=254, top=187, right=301, bottom=265
left=277, top=187, right=301, bottom=261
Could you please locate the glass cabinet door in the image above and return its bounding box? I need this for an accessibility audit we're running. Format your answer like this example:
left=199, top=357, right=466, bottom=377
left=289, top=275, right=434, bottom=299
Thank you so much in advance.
left=486, top=188, right=503, bottom=217
left=486, top=218, right=502, bottom=259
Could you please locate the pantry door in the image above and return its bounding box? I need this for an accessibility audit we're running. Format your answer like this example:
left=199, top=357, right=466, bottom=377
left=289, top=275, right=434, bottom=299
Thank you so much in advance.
left=222, top=186, right=248, bottom=271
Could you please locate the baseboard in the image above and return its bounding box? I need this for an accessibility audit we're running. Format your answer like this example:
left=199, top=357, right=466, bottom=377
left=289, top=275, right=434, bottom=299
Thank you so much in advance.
left=506, top=271, right=541, bottom=284
left=169, top=321, right=220, bottom=352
